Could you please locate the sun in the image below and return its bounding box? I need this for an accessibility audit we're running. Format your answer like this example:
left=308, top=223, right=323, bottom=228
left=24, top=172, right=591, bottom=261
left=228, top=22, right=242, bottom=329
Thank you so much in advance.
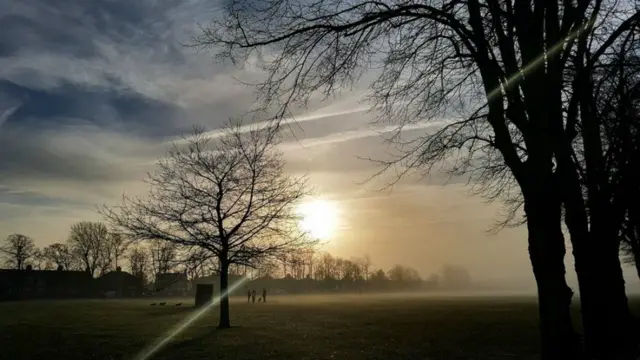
left=297, top=199, right=339, bottom=240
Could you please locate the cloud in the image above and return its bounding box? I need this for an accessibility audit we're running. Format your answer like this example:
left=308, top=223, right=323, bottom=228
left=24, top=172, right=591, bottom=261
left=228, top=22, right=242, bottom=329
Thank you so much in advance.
left=0, top=102, right=21, bottom=129
left=0, top=0, right=249, bottom=210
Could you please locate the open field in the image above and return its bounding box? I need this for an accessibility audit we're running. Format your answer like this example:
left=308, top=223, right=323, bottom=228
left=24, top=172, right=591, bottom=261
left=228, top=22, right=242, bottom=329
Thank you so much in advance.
left=1, top=294, right=638, bottom=360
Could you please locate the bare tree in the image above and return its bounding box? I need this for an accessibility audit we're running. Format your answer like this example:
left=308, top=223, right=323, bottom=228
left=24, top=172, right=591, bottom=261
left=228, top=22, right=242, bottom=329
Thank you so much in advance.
left=1, top=234, right=37, bottom=270
left=105, top=233, right=130, bottom=270
left=148, top=239, right=178, bottom=279
left=314, top=252, right=338, bottom=281
left=387, top=264, right=421, bottom=282
left=128, top=245, right=149, bottom=285
left=589, top=44, right=640, bottom=282
left=180, top=248, right=219, bottom=280
left=67, top=221, right=109, bottom=277
left=41, top=243, right=78, bottom=271
left=102, top=124, right=314, bottom=328
left=300, top=247, right=317, bottom=279
left=30, top=249, right=55, bottom=270
left=361, top=254, right=372, bottom=281
left=193, top=1, right=640, bottom=357
left=255, top=257, right=280, bottom=278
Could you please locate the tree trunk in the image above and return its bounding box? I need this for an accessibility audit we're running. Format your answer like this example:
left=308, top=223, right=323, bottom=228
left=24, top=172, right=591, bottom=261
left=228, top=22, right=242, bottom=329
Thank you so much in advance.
left=566, top=214, right=638, bottom=359
left=573, top=240, right=636, bottom=360
left=218, top=260, right=231, bottom=329
left=630, top=214, right=640, bottom=281
left=524, top=193, right=581, bottom=360
left=633, top=242, right=640, bottom=281
left=556, top=157, right=637, bottom=360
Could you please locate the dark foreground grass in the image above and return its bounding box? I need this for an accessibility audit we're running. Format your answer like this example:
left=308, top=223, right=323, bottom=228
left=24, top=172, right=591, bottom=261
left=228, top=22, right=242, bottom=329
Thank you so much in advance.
left=1, top=294, right=636, bottom=360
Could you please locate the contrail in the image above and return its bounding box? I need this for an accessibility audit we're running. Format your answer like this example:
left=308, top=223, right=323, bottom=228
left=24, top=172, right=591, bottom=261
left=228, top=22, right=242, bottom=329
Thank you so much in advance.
left=169, top=106, right=370, bottom=145
left=133, top=275, right=252, bottom=360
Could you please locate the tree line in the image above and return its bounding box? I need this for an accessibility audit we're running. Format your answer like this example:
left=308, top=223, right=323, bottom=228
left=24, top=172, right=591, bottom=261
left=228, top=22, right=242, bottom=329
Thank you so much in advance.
left=0, top=222, right=208, bottom=285
left=0, top=223, right=127, bottom=277
left=250, top=251, right=470, bottom=290
left=1, top=228, right=471, bottom=293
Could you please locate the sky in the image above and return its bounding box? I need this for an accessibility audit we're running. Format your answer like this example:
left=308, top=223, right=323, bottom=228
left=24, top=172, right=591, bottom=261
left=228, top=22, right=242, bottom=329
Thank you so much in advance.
left=0, top=0, right=636, bottom=289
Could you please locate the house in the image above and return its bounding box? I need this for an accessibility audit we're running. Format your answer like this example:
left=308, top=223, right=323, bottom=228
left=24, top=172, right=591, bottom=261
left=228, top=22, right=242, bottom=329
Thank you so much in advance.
left=95, top=268, right=144, bottom=298
left=154, top=272, right=189, bottom=296
left=0, top=267, right=94, bottom=301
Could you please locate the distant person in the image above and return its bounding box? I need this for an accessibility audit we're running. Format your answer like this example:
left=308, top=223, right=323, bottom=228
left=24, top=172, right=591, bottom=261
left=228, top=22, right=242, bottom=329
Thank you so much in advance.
left=247, top=290, right=251, bottom=303
left=251, top=289, right=256, bottom=303
left=262, top=288, right=267, bottom=303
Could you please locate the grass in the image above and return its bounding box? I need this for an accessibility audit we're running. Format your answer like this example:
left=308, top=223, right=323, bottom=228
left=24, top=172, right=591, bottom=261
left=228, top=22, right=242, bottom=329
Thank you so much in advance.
left=1, top=294, right=636, bottom=360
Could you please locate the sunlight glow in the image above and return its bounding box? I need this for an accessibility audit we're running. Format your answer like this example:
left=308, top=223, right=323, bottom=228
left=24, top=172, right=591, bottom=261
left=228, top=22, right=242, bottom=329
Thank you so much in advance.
left=297, top=199, right=339, bottom=240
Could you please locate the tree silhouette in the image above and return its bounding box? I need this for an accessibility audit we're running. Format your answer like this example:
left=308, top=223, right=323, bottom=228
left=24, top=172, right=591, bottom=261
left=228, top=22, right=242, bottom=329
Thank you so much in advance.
left=67, top=221, right=109, bottom=277
left=148, top=239, right=178, bottom=278
left=128, top=246, right=149, bottom=285
left=1, top=234, right=37, bottom=270
left=102, top=124, right=314, bottom=328
left=193, top=1, right=640, bottom=357
left=592, top=48, right=640, bottom=280
left=558, top=27, right=640, bottom=358
left=104, top=233, right=130, bottom=271
left=41, top=243, right=78, bottom=271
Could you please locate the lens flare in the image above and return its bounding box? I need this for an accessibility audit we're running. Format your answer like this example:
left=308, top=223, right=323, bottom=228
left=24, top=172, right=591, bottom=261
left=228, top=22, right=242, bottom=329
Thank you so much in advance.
left=486, top=19, right=595, bottom=103
left=134, top=276, right=251, bottom=360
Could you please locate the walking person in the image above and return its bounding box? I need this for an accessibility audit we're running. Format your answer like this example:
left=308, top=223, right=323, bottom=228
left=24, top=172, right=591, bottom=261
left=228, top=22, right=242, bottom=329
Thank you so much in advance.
left=262, top=288, right=267, bottom=303
left=247, top=289, right=251, bottom=303
left=251, top=289, right=256, bottom=303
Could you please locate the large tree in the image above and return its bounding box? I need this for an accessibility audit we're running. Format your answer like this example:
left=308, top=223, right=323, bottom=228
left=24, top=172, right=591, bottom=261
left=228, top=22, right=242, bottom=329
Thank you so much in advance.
left=102, top=124, right=314, bottom=328
left=193, top=1, right=640, bottom=357
left=590, top=44, right=640, bottom=280
left=0, top=234, right=37, bottom=270
left=564, top=29, right=640, bottom=357
left=67, top=221, right=110, bottom=277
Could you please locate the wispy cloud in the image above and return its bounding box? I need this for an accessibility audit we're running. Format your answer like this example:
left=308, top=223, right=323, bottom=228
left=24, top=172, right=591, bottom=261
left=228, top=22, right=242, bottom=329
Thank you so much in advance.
left=0, top=103, right=21, bottom=129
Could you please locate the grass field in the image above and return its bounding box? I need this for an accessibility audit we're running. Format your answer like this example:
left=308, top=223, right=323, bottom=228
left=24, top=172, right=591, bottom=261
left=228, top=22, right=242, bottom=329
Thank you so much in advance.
left=1, top=294, right=637, bottom=360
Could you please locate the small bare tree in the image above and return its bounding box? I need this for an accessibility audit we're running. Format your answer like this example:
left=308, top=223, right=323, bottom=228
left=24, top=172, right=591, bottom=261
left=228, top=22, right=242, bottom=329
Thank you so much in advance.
left=105, top=233, right=130, bottom=270
left=180, top=248, right=219, bottom=280
left=128, top=245, right=149, bottom=285
left=102, top=124, right=314, bottom=328
left=30, top=249, right=53, bottom=270
left=362, top=254, right=372, bottom=282
left=67, top=221, right=109, bottom=277
left=1, top=234, right=37, bottom=270
left=42, top=243, right=79, bottom=271
left=148, top=239, right=178, bottom=279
